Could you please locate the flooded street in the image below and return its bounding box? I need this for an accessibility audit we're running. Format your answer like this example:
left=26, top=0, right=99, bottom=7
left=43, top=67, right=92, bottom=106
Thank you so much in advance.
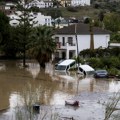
left=0, top=60, right=120, bottom=120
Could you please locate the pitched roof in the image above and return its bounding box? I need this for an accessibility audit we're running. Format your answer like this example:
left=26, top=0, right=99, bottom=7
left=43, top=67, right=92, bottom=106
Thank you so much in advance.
left=55, top=23, right=111, bottom=35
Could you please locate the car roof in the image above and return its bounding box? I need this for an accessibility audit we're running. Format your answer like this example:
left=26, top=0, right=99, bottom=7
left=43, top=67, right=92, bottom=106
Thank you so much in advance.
left=79, top=64, right=94, bottom=72
left=58, top=59, right=75, bottom=66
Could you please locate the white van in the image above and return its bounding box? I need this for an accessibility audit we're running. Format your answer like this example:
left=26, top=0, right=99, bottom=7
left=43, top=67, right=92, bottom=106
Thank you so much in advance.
left=55, top=59, right=76, bottom=71
left=78, top=64, right=95, bottom=75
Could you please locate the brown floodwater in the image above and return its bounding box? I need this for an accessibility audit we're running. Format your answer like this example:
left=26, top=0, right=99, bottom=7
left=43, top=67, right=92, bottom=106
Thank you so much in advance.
left=0, top=60, right=120, bottom=120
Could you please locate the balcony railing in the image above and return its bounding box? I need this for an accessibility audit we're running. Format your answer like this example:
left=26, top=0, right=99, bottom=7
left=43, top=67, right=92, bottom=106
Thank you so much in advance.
left=56, top=42, right=76, bottom=50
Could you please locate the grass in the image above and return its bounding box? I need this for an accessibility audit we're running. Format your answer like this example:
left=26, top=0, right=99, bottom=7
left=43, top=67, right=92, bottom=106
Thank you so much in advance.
left=60, top=7, right=101, bottom=19
left=39, top=6, right=102, bottom=19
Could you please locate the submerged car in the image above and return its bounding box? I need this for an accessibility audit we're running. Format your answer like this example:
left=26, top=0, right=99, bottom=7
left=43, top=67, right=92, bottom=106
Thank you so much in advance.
left=55, top=59, right=76, bottom=71
left=94, top=70, right=108, bottom=78
left=78, top=64, right=95, bottom=76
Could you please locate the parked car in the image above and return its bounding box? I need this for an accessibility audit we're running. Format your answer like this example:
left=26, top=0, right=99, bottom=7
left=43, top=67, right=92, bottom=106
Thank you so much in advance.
left=94, top=70, right=108, bottom=78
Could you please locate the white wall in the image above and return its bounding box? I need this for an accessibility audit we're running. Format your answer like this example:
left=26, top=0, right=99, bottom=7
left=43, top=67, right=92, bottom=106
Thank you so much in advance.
left=34, top=13, right=52, bottom=26
left=27, top=0, right=45, bottom=8
left=8, top=12, right=52, bottom=26
left=71, top=0, right=90, bottom=6
left=26, top=0, right=53, bottom=8
left=54, top=34, right=110, bottom=58
left=77, top=34, right=110, bottom=52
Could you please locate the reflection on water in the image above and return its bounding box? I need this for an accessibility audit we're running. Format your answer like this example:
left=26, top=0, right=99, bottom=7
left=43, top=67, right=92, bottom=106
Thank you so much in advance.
left=0, top=60, right=120, bottom=119
left=26, top=62, right=40, bottom=79
left=9, top=93, right=24, bottom=108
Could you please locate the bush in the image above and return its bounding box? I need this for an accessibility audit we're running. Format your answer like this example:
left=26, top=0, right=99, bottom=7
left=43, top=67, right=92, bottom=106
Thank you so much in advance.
left=86, top=57, right=104, bottom=69
left=66, top=6, right=78, bottom=12
left=108, top=68, right=119, bottom=75
left=80, top=48, right=120, bottom=58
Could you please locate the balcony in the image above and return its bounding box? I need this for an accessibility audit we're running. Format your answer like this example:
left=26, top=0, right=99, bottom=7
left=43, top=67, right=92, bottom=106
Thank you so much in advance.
left=56, top=42, right=77, bottom=50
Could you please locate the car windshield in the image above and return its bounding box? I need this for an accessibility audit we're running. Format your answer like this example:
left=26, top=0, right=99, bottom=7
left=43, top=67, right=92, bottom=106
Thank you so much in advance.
left=55, top=65, right=66, bottom=70
left=96, top=70, right=107, bottom=73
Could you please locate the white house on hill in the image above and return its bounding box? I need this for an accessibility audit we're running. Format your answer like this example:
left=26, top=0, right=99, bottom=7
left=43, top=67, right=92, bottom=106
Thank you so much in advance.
left=5, top=2, right=16, bottom=10
left=71, top=0, right=90, bottom=6
left=54, top=23, right=110, bottom=60
left=8, top=11, right=52, bottom=26
left=26, top=0, right=53, bottom=8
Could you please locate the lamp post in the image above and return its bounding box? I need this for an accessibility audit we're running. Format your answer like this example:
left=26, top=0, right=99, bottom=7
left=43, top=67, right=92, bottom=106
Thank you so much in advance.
left=75, top=24, right=79, bottom=72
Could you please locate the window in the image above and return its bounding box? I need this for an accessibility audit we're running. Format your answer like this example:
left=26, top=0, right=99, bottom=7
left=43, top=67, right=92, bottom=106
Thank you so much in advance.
left=55, top=52, right=59, bottom=58
left=70, top=61, right=75, bottom=67
left=56, top=65, right=66, bottom=70
left=45, top=19, right=47, bottom=24
left=62, top=37, right=65, bottom=46
left=55, top=37, right=59, bottom=43
left=68, top=37, right=73, bottom=45
left=55, top=37, right=61, bottom=48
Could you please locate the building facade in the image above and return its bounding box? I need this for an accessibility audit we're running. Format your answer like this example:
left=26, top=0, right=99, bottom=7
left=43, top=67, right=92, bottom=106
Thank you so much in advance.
left=71, top=0, right=90, bottom=6
left=54, top=23, right=110, bottom=60
left=26, top=0, right=53, bottom=8
left=8, top=11, right=52, bottom=26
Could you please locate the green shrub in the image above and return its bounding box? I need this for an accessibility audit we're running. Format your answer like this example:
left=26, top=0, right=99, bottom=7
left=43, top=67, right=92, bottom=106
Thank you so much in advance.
left=109, top=57, right=120, bottom=68
left=108, top=68, right=119, bottom=75
left=86, top=57, right=104, bottom=69
left=73, top=56, right=84, bottom=64
left=66, top=6, right=78, bottom=12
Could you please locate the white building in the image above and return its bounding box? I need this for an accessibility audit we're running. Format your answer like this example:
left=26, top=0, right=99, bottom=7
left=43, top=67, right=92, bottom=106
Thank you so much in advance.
left=71, top=0, right=90, bottom=6
left=26, top=0, right=53, bottom=8
left=8, top=11, right=52, bottom=26
left=54, top=23, right=110, bottom=60
left=33, top=12, right=52, bottom=26
left=5, top=2, right=16, bottom=10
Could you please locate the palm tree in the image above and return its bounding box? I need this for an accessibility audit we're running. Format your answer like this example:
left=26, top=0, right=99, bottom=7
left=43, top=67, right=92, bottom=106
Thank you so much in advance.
left=28, top=25, right=56, bottom=69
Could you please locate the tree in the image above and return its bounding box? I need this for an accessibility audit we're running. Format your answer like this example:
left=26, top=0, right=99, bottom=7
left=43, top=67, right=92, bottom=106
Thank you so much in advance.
left=0, top=11, right=12, bottom=57
left=15, top=0, right=36, bottom=67
left=98, top=11, right=105, bottom=22
left=46, top=8, right=62, bottom=19
left=3, top=26, right=20, bottom=58
left=0, top=11, right=9, bottom=42
left=103, top=13, right=120, bottom=32
left=52, top=0, right=61, bottom=8
left=28, top=25, right=56, bottom=69
left=110, top=33, right=120, bottom=42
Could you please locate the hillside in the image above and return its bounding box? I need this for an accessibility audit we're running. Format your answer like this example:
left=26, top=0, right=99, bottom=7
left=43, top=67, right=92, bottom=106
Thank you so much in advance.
left=59, top=7, right=101, bottom=19
left=1, top=0, right=120, bottom=19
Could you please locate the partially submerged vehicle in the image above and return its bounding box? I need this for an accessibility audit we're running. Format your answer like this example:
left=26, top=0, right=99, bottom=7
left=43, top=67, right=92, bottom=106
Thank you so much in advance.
left=65, top=100, right=79, bottom=107
left=78, top=64, right=95, bottom=76
left=55, top=59, right=76, bottom=72
left=94, top=70, right=108, bottom=78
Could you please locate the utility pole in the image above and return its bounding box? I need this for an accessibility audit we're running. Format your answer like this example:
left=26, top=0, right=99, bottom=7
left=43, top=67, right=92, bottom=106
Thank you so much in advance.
left=75, top=24, right=79, bottom=72
left=90, top=19, right=94, bottom=50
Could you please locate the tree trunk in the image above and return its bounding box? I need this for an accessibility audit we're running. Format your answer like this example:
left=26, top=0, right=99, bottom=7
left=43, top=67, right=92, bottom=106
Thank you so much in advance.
left=40, top=62, right=45, bottom=69
left=23, top=48, right=26, bottom=67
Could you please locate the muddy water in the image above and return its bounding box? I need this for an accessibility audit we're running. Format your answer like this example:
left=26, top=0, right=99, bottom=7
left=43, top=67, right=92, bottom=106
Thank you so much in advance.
left=0, top=60, right=120, bottom=120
